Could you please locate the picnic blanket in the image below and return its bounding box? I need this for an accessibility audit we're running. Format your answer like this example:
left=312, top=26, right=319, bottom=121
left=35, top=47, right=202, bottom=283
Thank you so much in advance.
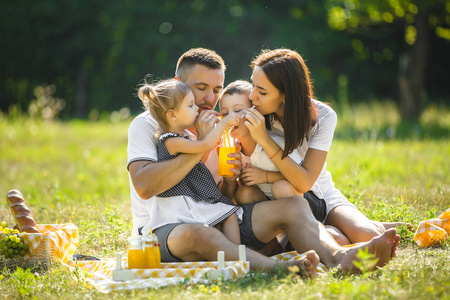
left=65, top=251, right=327, bottom=293
left=414, top=208, right=450, bottom=247
left=4, top=223, right=327, bottom=292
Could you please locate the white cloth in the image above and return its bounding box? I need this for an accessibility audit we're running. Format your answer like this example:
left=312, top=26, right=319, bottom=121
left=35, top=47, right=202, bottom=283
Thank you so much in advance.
left=127, top=110, right=238, bottom=236
left=267, top=100, right=356, bottom=216
left=250, top=133, right=308, bottom=199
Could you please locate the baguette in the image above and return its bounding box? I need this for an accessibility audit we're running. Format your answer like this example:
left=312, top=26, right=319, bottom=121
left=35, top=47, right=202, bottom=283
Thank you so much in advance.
left=6, top=189, right=40, bottom=233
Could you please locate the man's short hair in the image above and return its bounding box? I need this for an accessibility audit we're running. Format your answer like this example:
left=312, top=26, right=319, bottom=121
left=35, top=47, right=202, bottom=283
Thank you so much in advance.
left=175, top=48, right=226, bottom=81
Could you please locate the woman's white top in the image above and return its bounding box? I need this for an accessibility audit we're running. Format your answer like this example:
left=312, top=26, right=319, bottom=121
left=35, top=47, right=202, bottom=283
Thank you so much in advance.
left=257, top=100, right=355, bottom=214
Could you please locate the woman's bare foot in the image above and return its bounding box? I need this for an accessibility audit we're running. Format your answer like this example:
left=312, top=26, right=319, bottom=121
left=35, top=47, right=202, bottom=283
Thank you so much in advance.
left=337, top=228, right=400, bottom=273
left=281, top=250, right=320, bottom=278
left=372, top=221, right=414, bottom=232
left=381, top=221, right=414, bottom=232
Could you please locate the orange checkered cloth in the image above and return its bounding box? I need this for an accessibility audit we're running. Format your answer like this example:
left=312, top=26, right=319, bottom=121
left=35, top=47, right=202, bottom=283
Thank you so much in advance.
left=66, top=258, right=250, bottom=292
left=414, top=208, right=450, bottom=247
left=65, top=251, right=326, bottom=293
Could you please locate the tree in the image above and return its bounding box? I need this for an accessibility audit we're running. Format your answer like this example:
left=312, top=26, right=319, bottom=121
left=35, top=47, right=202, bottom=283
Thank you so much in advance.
left=325, top=0, right=450, bottom=121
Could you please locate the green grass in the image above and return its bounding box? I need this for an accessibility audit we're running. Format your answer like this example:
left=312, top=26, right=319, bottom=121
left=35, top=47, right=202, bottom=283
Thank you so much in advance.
left=0, top=104, right=449, bottom=299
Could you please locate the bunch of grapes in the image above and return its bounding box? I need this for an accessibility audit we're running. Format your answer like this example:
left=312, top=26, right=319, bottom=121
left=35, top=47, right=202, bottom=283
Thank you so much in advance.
left=0, top=221, right=29, bottom=259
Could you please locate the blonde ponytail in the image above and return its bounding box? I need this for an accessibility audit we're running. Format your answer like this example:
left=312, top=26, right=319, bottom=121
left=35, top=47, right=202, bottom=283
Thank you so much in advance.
left=138, top=78, right=191, bottom=132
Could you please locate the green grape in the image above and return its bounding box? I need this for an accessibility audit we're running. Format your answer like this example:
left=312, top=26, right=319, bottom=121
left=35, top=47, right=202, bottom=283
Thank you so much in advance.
left=23, top=244, right=29, bottom=250
left=12, top=242, right=18, bottom=248
left=2, top=246, right=7, bottom=252
left=19, top=242, right=24, bottom=248
left=0, top=249, right=3, bottom=255
left=7, top=241, right=12, bottom=248
left=8, top=248, right=13, bottom=254
left=15, top=238, right=20, bottom=243
left=2, top=236, right=8, bottom=242
left=1, top=221, right=6, bottom=228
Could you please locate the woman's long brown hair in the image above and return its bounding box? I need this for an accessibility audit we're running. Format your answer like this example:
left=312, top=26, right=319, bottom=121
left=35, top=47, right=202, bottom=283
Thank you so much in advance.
left=251, top=49, right=318, bottom=159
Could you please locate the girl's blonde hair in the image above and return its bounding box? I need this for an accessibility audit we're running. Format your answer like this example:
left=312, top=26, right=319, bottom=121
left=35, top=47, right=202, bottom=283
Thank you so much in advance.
left=138, top=79, right=191, bottom=132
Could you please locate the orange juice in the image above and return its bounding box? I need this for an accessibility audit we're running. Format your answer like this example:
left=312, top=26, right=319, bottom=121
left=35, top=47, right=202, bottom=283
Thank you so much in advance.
left=218, top=146, right=237, bottom=177
left=127, top=248, right=146, bottom=269
left=144, top=246, right=159, bottom=268
left=155, top=245, right=161, bottom=265
left=143, top=235, right=161, bottom=268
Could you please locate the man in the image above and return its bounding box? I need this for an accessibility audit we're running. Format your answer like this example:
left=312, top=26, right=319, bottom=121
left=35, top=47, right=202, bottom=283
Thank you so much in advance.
left=127, top=48, right=399, bottom=275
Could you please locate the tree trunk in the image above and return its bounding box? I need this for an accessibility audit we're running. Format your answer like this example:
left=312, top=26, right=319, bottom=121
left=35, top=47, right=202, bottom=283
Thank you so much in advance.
left=398, top=10, right=429, bottom=121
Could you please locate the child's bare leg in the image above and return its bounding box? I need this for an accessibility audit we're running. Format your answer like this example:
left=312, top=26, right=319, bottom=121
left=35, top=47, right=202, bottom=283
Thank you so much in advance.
left=222, top=213, right=241, bottom=244
left=236, top=185, right=267, bottom=204
left=272, top=180, right=303, bottom=199
left=325, top=225, right=351, bottom=246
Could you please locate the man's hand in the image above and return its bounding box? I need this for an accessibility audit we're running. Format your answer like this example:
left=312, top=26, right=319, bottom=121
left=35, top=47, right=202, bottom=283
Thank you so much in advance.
left=195, top=110, right=220, bottom=140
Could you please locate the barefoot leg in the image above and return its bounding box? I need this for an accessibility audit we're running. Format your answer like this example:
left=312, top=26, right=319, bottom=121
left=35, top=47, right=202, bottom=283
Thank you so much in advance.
left=281, top=250, right=320, bottom=278
left=337, top=228, right=400, bottom=273
left=326, top=225, right=351, bottom=246
left=374, top=221, right=414, bottom=232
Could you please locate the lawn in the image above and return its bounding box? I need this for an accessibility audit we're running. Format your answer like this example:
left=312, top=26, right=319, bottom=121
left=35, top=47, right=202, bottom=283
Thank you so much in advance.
left=0, top=108, right=449, bottom=299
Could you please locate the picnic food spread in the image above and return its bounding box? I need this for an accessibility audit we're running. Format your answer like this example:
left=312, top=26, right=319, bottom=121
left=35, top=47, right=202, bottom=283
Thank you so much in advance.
left=6, top=189, right=39, bottom=233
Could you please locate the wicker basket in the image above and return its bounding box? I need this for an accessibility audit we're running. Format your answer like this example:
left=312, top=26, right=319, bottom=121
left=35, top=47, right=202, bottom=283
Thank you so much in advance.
left=0, top=233, right=55, bottom=270
left=0, top=223, right=78, bottom=270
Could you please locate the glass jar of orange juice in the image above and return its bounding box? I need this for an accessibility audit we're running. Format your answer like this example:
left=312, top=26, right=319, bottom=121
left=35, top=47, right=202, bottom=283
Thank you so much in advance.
left=143, top=235, right=161, bottom=268
left=127, top=236, right=146, bottom=269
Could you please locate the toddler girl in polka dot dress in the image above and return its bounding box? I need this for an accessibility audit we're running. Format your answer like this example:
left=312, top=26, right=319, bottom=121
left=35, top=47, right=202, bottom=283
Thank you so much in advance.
left=138, top=79, right=242, bottom=244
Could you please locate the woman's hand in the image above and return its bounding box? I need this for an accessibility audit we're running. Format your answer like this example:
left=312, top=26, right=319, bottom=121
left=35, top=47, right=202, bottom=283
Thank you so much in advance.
left=243, top=108, right=269, bottom=145
left=240, top=165, right=266, bottom=186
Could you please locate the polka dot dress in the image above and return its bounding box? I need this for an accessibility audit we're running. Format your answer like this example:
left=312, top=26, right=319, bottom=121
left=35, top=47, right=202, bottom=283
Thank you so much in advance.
left=156, top=132, right=234, bottom=206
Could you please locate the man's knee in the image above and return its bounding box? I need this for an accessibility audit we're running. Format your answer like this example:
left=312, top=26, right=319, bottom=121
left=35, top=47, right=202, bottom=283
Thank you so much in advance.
left=283, top=195, right=313, bottom=219
left=174, top=223, right=219, bottom=249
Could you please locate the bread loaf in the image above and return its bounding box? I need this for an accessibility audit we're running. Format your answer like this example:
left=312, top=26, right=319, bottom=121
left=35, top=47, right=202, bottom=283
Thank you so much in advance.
left=6, top=189, right=40, bottom=233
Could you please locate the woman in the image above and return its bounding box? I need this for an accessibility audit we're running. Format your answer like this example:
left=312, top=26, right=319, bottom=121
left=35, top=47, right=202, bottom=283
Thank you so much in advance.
left=241, top=49, right=395, bottom=244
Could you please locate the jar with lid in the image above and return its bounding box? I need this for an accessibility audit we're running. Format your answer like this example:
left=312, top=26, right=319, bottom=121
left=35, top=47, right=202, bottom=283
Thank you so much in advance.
left=143, top=234, right=161, bottom=268
left=127, top=235, right=145, bottom=269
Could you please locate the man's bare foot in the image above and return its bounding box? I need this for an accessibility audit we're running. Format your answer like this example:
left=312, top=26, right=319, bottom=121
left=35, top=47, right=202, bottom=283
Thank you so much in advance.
left=281, top=250, right=320, bottom=278
left=338, top=228, right=400, bottom=273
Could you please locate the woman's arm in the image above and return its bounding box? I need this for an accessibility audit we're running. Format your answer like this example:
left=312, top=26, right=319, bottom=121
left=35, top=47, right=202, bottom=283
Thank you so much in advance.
left=240, top=166, right=285, bottom=186
left=244, top=108, right=326, bottom=193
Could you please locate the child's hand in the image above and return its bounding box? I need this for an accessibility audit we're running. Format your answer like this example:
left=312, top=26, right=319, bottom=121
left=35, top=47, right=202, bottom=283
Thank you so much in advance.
left=221, top=112, right=240, bottom=129
left=240, top=165, right=266, bottom=185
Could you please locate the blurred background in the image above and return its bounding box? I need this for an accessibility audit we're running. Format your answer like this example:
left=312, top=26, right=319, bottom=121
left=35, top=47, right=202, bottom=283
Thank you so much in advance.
left=1, top=0, right=449, bottom=137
